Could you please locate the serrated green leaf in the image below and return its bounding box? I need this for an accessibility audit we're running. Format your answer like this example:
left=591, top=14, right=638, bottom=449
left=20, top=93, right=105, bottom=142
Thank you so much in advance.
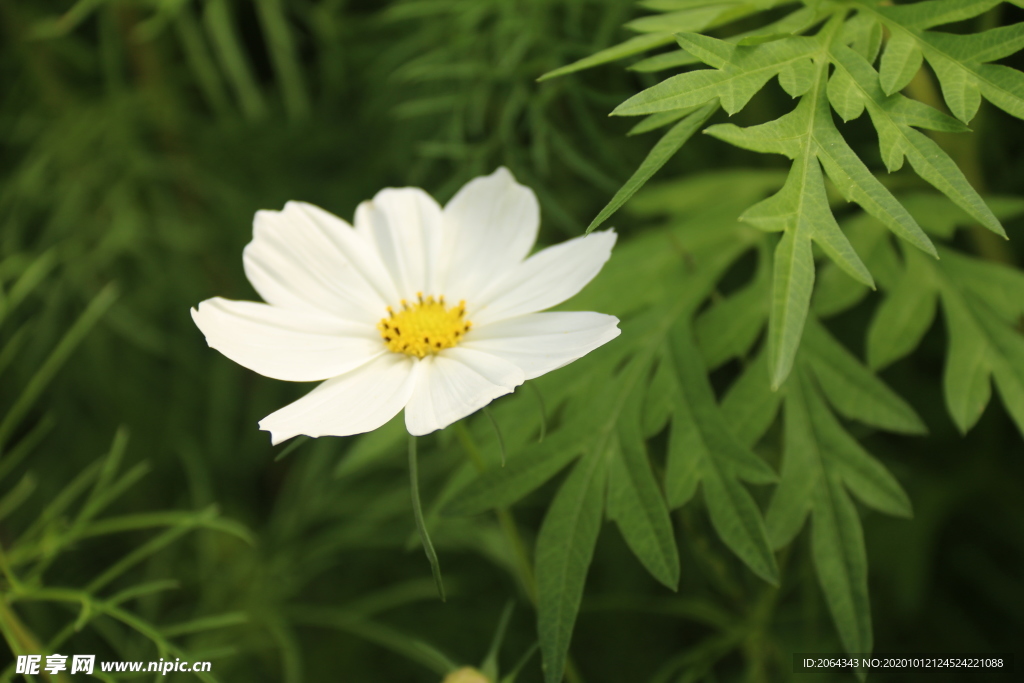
left=810, top=472, right=872, bottom=656
left=965, top=296, right=1024, bottom=436
left=538, top=33, right=675, bottom=81
left=666, top=403, right=704, bottom=508
left=814, top=120, right=937, bottom=258
left=738, top=4, right=825, bottom=43
left=804, top=318, right=927, bottom=434
left=939, top=288, right=992, bottom=433
left=939, top=243, right=1024, bottom=322
left=629, top=49, right=701, bottom=73
left=823, top=423, right=913, bottom=519
left=768, top=228, right=814, bottom=390
left=875, top=0, right=1001, bottom=30
left=925, top=50, right=984, bottom=122
left=446, top=431, right=584, bottom=515
left=666, top=324, right=778, bottom=584
left=612, top=35, right=818, bottom=115
left=643, top=366, right=674, bottom=442
left=830, top=45, right=1006, bottom=237
left=769, top=374, right=876, bottom=655
left=608, top=419, right=680, bottom=590
left=813, top=213, right=904, bottom=317
left=588, top=104, right=717, bottom=233
left=901, top=129, right=1003, bottom=237
left=715, top=102, right=879, bottom=389
left=721, top=351, right=783, bottom=448
left=695, top=253, right=769, bottom=369
left=924, top=22, right=1024, bottom=63
left=625, top=6, right=735, bottom=34
left=702, top=464, right=779, bottom=585
left=879, top=30, right=923, bottom=95
left=627, top=106, right=700, bottom=136
left=765, top=378, right=816, bottom=549
left=828, top=67, right=865, bottom=121
left=868, top=1, right=1024, bottom=121
left=924, top=250, right=1024, bottom=436
left=536, top=450, right=607, bottom=683
left=669, top=323, right=778, bottom=487
left=867, top=248, right=938, bottom=369
left=713, top=80, right=923, bottom=263
left=779, top=57, right=816, bottom=97
left=843, top=11, right=883, bottom=63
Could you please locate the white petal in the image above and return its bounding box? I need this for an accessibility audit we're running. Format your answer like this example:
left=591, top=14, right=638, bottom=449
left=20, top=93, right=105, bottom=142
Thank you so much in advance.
left=259, top=353, right=417, bottom=444
left=439, top=167, right=539, bottom=302
left=463, top=312, right=620, bottom=380
left=243, top=201, right=397, bottom=321
left=404, top=347, right=525, bottom=436
left=470, top=230, right=617, bottom=325
left=192, top=298, right=384, bottom=381
left=355, top=188, right=443, bottom=300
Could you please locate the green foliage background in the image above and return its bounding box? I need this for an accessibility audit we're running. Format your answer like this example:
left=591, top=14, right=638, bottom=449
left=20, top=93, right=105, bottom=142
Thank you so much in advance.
left=1, top=0, right=1023, bottom=681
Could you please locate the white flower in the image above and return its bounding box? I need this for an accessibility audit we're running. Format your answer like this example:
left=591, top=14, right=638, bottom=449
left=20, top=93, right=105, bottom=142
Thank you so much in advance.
left=192, top=168, right=619, bottom=444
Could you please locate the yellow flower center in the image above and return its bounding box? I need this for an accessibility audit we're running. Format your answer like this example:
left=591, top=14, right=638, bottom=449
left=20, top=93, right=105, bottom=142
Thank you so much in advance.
left=377, top=293, right=472, bottom=359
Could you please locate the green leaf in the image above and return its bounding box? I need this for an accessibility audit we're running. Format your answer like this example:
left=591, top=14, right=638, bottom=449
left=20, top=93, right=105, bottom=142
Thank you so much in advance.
left=768, top=373, right=884, bottom=655
left=445, top=430, right=584, bottom=515
left=813, top=118, right=938, bottom=258
left=879, top=30, right=923, bottom=95
left=720, top=351, right=783, bottom=449
left=869, top=0, right=1024, bottom=122
left=908, top=243, right=1024, bottom=436
left=867, top=248, right=938, bottom=369
left=625, top=6, right=737, bottom=34
left=875, top=0, right=1001, bottom=30
left=765, top=378, right=816, bottom=549
left=666, top=323, right=778, bottom=584
left=702, top=465, right=779, bottom=586
left=669, top=324, right=778, bottom=488
left=538, top=33, right=675, bottom=81
left=803, top=318, right=927, bottom=434
left=627, top=106, right=701, bottom=135
left=823, top=421, right=913, bottom=519
left=695, top=257, right=769, bottom=370
left=974, top=298, right=1024, bottom=435
left=642, top=358, right=674, bottom=437
left=843, top=10, right=883, bottom=63
left=813, top=213, right=906, bottom=317
left=829, top=45, right=1006, bottom=238
left=810, top=472, right=872, bottom=656
left=608, top=419, right=680, bottom=590
left=536, top=450, right=608, bottom=683
left=767, top=228, right=814, bottom=390
left=666, top=402, right=704, bottom=508
left=937, top=243, right=1024, bottom=322
left=705, top=49, right=944, bottom=381
left=630, top=49, right=700, bottom=73
left=588, top=103, right=717, bottom=233
left=779, top=57, right=816, bottom=97
left=940, top=287, right=993, bottom=433
left=612, top=34, right=818, bottom=115
left=827, top=67, right=865, bottom=121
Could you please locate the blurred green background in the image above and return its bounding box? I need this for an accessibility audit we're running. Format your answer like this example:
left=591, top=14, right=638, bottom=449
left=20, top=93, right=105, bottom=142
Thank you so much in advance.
left=1, top=1, right=1022, bottom=681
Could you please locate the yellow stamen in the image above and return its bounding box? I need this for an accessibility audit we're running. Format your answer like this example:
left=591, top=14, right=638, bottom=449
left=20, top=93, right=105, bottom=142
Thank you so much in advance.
left=377, top=292, right=471, bottom=359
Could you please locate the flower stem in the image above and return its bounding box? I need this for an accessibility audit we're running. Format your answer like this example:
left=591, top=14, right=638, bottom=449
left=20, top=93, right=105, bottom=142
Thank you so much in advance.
left=408, top=435, right=445, bottom=601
